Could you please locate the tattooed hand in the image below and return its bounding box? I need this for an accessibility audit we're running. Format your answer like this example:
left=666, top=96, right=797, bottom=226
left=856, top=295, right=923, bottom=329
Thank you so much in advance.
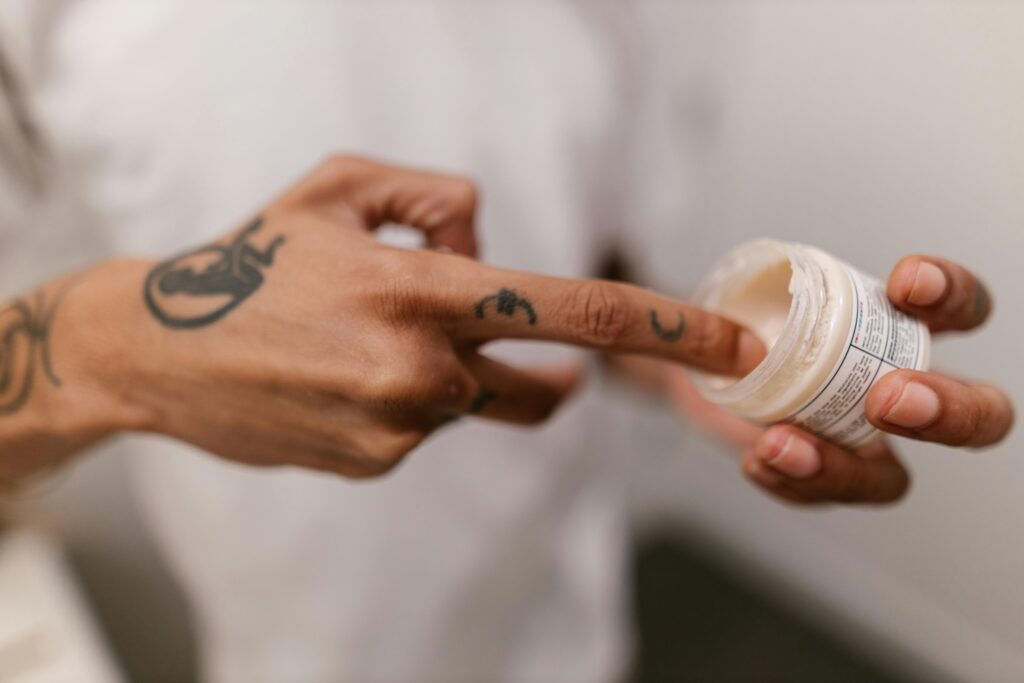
left=1, top=156, right=767, bottom=483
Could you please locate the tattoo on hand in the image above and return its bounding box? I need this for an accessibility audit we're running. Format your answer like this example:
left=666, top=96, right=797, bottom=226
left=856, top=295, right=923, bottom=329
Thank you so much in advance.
left=439, top=387, right=498, bottom=426
left=649, top=309, right=685, bottom=342
left=0, top=284, right=74, bottom=415
left=144, top=217, right=284, bottom=329
left=474, top=288, right=537, bottom=325
left=468, top=387, right=498, bottom=414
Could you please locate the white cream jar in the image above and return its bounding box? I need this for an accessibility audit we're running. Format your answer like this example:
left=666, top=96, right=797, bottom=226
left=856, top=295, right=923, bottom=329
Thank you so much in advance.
left=693, top=239, right=931, bottom=448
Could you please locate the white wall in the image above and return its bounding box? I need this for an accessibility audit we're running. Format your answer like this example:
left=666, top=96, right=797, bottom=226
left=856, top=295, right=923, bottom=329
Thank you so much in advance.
left=628, top=3, right=1024, bottom=682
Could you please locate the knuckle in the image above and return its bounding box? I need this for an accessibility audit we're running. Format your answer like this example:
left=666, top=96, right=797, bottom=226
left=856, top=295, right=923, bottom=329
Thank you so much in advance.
left=368, top=429, right=428, bottom=467
left=374, top=255, right=432, bottom=319
left=331, top=427, right=429, bottom=479
left=294, top=154, right=377, bottom=207
left=449, top=375, right=483, bottom=413
left=363, top=348, right=465, bottom=413
left=420, top=177, right=479, bottom=229
left=361, top=373, right=417, bottom=411
left=317, top=423, right=428, bottom=480
left=939, top=384, right=1013, bottom=448
left=567, top=282, right=632, bottom=348
left=446, top=178, right=479, bottom=213
left=319, top=153, right=374, bottom=180
left=374, top=251, right=460, bottom=324
left=413, top=356, right=477, bottom=413
left=361, top=360, right=434, bottom=411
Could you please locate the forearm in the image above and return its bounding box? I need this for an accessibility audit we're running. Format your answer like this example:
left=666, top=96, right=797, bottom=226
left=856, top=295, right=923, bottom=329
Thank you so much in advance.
left=0, top=260, right=154, bottom=490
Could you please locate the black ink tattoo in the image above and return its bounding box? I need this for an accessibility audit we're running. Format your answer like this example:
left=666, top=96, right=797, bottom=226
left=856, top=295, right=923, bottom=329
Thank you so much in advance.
left=0, top=285, right=73, bottom=415
left=649, top=309, right=685, bottom=342
left=474, top=288, right=537, bottom=325
left=439, top=387, right=497, bottom=426
left=144, top=217, right=285, bottom=329
left=468, top=387, right=498, bottom=414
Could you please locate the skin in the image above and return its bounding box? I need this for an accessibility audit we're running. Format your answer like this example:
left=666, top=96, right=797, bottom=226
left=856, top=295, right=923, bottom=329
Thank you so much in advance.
left=0, top=156, right=768, bottom=487
left=658, top=255, right=1014, bottom=506
left=3, top=157, right=1011, bottom=502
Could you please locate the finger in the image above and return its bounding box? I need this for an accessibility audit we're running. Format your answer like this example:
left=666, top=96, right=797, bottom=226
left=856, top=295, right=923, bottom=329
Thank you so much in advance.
left=666, top=366, right=764, bottom=449
left=887, top=255, right=992, bottom=332
left=446, top=354, right=585, bottom=425
left=291, top=155, right=479, bottom=256
left=748, top=425, right=910, bottom=504
left=740, top=454, right=819, bottom=506
left=441, top=267, right=767, bottom=376
left=865, top=369, right=1014, bottom=447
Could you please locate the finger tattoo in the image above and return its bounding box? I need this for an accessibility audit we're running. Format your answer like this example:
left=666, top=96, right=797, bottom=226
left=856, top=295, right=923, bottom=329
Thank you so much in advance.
left=649, top=309, right=685, bottom=342
left=474, top=288, right=537, bottom=325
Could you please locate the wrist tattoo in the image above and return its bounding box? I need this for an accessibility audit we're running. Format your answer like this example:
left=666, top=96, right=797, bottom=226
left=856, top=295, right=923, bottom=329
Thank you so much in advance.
left=144, top=217, right=285, bottom=329
left=649, top=309, right=685, bottom=343
left=0, top=284, right=73, bottom=415
left=474, top=288, right=537, bottom=325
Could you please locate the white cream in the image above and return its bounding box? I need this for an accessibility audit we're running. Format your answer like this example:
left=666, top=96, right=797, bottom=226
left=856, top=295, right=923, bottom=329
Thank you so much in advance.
left=716, top=257, right=793, bottom=350
left=693, top=239, right=931, bottom=449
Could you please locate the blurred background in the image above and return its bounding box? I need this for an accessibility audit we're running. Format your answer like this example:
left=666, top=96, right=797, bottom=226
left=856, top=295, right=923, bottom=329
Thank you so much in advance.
left=2, top=1, right=1023, bottom=681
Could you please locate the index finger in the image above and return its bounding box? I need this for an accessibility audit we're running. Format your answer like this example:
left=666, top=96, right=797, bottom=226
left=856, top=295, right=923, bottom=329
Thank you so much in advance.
left=441, top=267, right=767, bottom=376
left=887, top=255, right=992, bottom=332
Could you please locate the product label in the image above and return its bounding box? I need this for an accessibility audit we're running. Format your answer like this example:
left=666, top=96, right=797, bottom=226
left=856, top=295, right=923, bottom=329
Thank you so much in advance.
left=783, top=265, right=930, bottom=449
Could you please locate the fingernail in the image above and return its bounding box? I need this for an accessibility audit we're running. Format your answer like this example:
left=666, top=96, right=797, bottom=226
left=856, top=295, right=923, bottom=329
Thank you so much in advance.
left=736, top=330, right=768, bottom=375
left=762, top=432, right=820, bottom=479
left=883, top=381, right=941, bottom=429
left=907, top=262, right=947, bottom=307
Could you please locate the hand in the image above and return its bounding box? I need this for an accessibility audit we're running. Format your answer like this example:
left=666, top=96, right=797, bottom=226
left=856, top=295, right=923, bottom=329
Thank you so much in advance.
left=667, top=256, right=1013, bottom=505
left=36, top=156, right=766, bottom=480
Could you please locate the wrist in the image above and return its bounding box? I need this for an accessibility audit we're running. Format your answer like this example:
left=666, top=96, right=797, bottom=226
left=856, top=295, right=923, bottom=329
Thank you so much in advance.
left=45, top=258, right=161, bottom=441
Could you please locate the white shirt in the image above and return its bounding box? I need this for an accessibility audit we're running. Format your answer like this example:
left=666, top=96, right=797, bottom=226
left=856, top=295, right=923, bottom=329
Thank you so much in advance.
left=0, top=3, right=710, bottom=681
